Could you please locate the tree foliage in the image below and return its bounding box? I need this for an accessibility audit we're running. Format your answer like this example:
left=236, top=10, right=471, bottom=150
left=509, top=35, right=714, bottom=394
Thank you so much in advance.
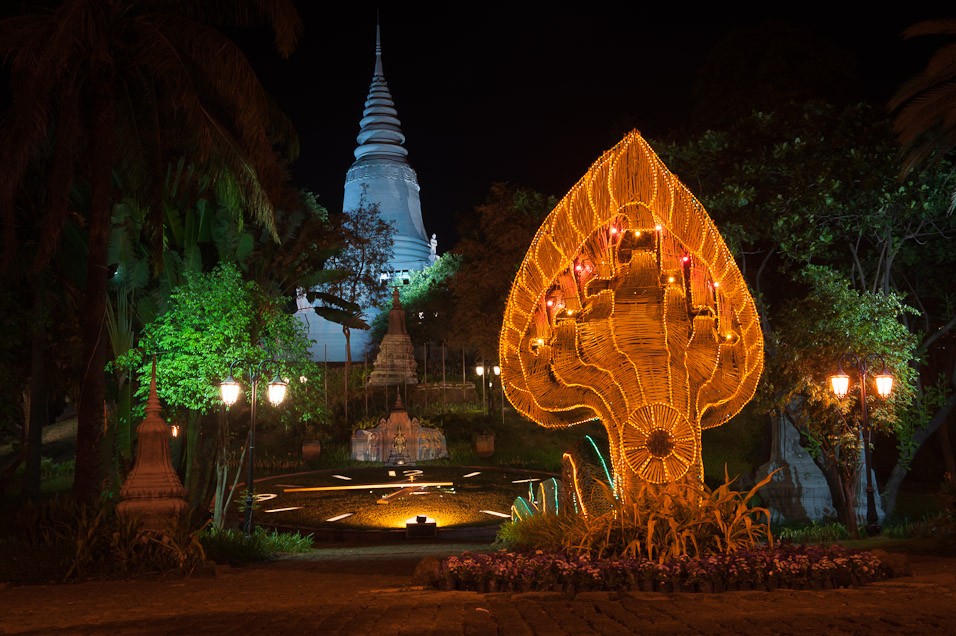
left=449, top=183, right=557, bottom=361
left=368, top=252, right=461, bottom=349
left=658, top=98, right=956, bottom=524
left=116, top=262, right=312, bottom=414
left=889, top=19, right=956, bottom=181
left=773, top=266, right=919, bottom=445
left=0, top=0, right=304, bottom=503
left=113, top=261, right=318, bottom=526
left=309, top=197, right=395, bottom=364
left=770, top=266, right=919, bottom=532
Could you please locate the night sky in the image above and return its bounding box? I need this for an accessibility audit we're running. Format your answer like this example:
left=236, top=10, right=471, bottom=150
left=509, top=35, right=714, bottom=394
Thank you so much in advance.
left=240, top=8, right=947, bottom=252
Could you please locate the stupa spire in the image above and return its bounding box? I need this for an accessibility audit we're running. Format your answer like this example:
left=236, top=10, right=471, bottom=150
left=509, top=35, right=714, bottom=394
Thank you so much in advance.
left=353, top=20, right=407, bottom=163
left=315, top=17, right=432, bottom=364
left=374, top=18, right=383, bottom=78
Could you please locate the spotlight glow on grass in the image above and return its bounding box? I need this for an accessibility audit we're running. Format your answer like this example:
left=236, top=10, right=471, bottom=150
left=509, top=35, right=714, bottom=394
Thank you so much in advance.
left=481, top=510, right=511, bottom=518
left=326, top=513, right=354, bottom=522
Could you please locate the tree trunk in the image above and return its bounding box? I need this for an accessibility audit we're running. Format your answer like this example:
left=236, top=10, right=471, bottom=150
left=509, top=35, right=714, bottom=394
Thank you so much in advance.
left=343, top=325, right=351, bottom=426
left=883, top=391, right=956, bottom=519
left=73, top=82, right=114, bottom=504
left=23, top=280, right=47, bottom=501
left=937, top=414, right=956, bottom=479
left=819, top=458, right=859, bottom=536
left=838, top=467, right=860, bottom=536
left=788, top=404, right=861, bottom=534
left=0, top=391, right=29, bottom=495
left=185, top=411, right=218, bottom=528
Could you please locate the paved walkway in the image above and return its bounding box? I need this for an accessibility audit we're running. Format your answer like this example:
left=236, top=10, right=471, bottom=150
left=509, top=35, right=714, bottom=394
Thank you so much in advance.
left=1, top=541, right=955, bottom=635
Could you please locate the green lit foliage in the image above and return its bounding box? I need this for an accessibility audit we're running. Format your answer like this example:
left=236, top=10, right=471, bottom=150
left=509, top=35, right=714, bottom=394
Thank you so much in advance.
left=106, top=166, right=248, bottom=468
left=116, top=262, right=313, bottom=414
left=368, top=252, right=461, bottom=352
left=0, top=1, right=304, bottom=504
left=199, top=526, right=313, bottom=566
left=106, top=181, right=337, bottom=476
left=775, top=521, right=850, bottom=543
left=113, top=262, right=318, bottom=526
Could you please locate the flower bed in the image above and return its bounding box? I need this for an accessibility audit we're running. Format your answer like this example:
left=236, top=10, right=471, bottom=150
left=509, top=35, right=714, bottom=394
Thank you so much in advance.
left=430, top=544, right=889, bottom=594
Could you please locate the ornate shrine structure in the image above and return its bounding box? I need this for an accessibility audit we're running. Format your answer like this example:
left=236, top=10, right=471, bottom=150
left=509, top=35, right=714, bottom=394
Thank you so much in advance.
left=367, top=287, right=418, bottom=387
left=349, top=394, right=447, bottom=465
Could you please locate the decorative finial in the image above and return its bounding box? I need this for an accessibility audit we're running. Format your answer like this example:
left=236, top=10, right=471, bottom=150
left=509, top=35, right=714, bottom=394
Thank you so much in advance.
left=392, top=286, right=400, bottom=308
left=374, top=15, right=383, bottom=78
left=394, top=391, right=404, bottom=411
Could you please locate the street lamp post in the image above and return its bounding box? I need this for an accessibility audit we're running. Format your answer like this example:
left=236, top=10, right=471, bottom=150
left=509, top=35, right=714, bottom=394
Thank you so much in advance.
left=493, top=365, right=503, bottom=425
left=829, top=352, right=893, bottom=536
left=475, top=363, right=486, bottom=414
left=220, top=360, right=288, bottom=535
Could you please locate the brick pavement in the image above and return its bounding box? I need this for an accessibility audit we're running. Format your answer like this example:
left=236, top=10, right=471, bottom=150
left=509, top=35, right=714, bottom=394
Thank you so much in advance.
left=1, top=542, right=955, bottom=635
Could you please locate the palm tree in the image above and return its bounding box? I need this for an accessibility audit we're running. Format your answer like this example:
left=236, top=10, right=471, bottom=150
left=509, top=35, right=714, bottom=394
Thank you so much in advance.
left=0, top=0, right=303, bottom=503
left=888, top=19, right=956, bottom=180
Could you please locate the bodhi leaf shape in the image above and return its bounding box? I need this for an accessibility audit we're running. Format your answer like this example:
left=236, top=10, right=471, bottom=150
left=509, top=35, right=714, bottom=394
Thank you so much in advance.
left=499, top=131, right=763, bottom=491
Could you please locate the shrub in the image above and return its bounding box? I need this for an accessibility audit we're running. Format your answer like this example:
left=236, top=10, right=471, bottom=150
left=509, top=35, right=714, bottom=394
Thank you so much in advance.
left=775, top=521, right=850, bottom=543
left=495, top=511, right=573, bottom=551
left=499, top=468, right=776, bottom=561
left=199, top=527, right=313, bottom=566
left=4, top=495, right=208, bottom=584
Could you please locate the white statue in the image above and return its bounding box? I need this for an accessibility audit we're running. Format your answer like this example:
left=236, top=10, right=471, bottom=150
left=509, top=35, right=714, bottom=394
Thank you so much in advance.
left=365, top=430, right=376, bottom=462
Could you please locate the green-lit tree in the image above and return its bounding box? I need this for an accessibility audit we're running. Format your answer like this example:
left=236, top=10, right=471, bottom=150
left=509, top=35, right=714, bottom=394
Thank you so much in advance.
left=368, top=252, right=461, bottom=354
left=115, top=262, right=317, bottom=527
left=105, top=154, right=338, bottom=490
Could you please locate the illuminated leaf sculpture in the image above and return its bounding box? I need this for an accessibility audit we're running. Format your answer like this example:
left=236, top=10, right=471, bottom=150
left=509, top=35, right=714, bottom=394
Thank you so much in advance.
left=499, top=131, right=763, bottom=494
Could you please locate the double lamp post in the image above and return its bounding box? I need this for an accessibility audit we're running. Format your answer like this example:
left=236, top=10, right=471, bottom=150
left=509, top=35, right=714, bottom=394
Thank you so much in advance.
left=220, top=360, right=289, bottom=535
left=475, top=362, right=504, bottom=424
left=828, top=352, right=894, bottom=536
